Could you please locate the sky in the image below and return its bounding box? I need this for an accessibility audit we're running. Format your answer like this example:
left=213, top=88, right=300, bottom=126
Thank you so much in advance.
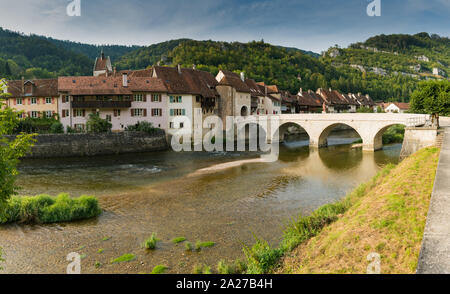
left=0, top=0, right=449, bottom=53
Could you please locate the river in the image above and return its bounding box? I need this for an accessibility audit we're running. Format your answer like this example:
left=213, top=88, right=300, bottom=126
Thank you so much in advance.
left=0, top=130, right=402, bottom=273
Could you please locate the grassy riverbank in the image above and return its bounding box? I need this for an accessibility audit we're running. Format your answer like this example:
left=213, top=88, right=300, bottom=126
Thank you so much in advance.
left=276, top=147, right=439, bottom=274
left=0, top=193, right=102, bottom=224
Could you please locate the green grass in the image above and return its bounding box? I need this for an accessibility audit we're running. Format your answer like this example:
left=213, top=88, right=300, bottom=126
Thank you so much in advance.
left=151, top=265, right=168, bottom=274
left=102, top=236, right=111, bottom=241
left=111, top=253, right=136, bottom=264
left=192, top=264, right=211, bottom=274
left=142, top=233, right=160, bottom=250
left=0, top=193, right=102, bottom=224
left=216, top=259, right=247, bottom=274
left=97, top=249, right=104, bottom=254
left=195, top=241, right=215, bottom=251
left=185, top=242, right=193, bottom=251
left=172, top=237, right=186, bottom=244
left=241, top=163, right=398, bottom=274
left=94, top=261, right=102, bottom=269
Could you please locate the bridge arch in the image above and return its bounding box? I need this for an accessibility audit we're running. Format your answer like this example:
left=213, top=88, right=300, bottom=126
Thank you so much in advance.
left=371, top=123, right=406, bottom=151
left=273, top=122, right=310, bottom=143
left=317, top=123, right=363, bottom=148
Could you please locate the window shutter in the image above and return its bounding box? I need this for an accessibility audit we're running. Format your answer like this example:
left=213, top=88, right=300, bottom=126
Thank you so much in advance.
left=73, top=109, right=76, bottom=117
left=131, top=109, right=134, bottom=117
left=143, top=95, right=147, bottom=102
left=82, top=109, right=85, bottom=117
left=170, top=109, right=174, bottom=116
left=14, top=99, right=16, bottom=105
left=144, top=109, right=147, bottom=117
left=159, top=109, right=162, bottom=117
left=62, top=110, right=66, bottom=118
left=159, top=94, right=162, bottom=102
left=114, top=110, right=117, bottom=117
left=28, top=111, right=31, bottom=117
left=182, top=109, right=186, bottom=116
left=52, top=98, right=55, bottom=104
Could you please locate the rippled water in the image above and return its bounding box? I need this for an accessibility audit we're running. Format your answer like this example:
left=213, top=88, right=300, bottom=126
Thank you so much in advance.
left=0, top=130, right=402, bottom=273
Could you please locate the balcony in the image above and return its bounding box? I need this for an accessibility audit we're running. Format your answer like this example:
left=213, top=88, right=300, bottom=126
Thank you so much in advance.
left=71, top=101, right=131, bottom=109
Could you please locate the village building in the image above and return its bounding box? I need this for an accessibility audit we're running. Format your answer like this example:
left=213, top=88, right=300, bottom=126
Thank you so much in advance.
left=58, top=73, right=168, bottom=132
left=215, top=70, right=252, bottom=120
left=256, top=82, right=282, bottom=115
left=3, top=78, right=59, bottom=119
left=384, top=102, right=410, bottom=113
left=297, top=89, right=325, bottom=113
left=93, top=50, right=113, bottom=77
left=153, top=65, right=219, bottom=137
left=244, top=78, right=266, bottom=115
left=280, top=90, right=297, bottom=114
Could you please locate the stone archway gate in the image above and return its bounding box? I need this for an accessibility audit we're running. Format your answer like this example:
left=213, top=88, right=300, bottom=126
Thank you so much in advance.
left=274, top=113, right=429, bottom=151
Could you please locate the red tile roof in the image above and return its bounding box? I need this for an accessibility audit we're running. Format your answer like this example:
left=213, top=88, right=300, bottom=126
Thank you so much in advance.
left=6, top=79, right=58, bottom=97
left=217, top=70, right=251, bottom=93
left=153, top=66, right=219, bottom=98
left=58, top=76, right=167, bottom=95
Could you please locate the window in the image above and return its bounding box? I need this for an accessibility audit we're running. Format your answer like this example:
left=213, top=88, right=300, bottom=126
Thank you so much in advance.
left=46, top=97, right=52, bottom=104
left=106, top=115, right=112, bottom=122
left=62, top=109, right=69, bottom=118
left=151, top=94, right=162, bottom=102
left=64, top=95, right=70, bottom=103
left=31, top=97, right=37, bottom=104
left=170, top=122, right=184, bottom=129
left=74, top=124, right=85, bottom=131
left=114, top=109, right=121, bottom=117
left=152, top=108, right=162, bottom=116
left=31, top=111, right=39, bottom=118
left=16, top=98, right=23, bottom=105
left=75, top=109, right=84, bottom=117
left=169, top=96, right=182, bottom=103
left=134, top=94, right=144, bottom=102
left=196, top=96, right=200, bottom=103
left=45, top=111, right=53, bottom=118
left=169, top=109, right=185, bottom=116
left=132, top=109, right=146, bottom=117
left=17, top=113, right=23, bottom=119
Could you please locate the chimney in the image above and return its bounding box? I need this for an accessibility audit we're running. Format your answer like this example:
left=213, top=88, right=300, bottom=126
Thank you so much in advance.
left=193, top=64, right=197, bottom=70
left=240, top=72, right=245, bottom=82
left=21, top=76, right=24, bottom=95
left=101, top=49, right=105, bottom=60
left=113, top=67, right=117, bottom=76
left=122, top=72, right=128, bottom=87
left=177, top=64, right=182, bottom=74
left=265, top=85, right=268, bottom=97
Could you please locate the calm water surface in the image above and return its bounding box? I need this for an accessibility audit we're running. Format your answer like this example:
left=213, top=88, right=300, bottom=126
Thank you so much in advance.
left=0, top=131, right=402, bottom=273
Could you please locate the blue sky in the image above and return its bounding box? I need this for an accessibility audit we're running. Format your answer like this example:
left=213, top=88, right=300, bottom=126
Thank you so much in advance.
left=0, top=0, right=449, bottom=52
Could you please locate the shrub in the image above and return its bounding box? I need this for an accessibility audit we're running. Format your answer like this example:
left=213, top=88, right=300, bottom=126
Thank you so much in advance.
left=111, top=253, right=136, bottom=264
left=125, top=121, right=163, bottom=135
left=192, top=264, right=211, bottom=274
left=49, top=122, right=64, bottom=134
left=217, top=259, right=247, bottom=274
left=243, top=238, right=283, bottom=274
left=1, top=193, right=102, bottom=224
left=86, top=113, right=112, bottom=133
left=142, top=233, right=160, bottom=250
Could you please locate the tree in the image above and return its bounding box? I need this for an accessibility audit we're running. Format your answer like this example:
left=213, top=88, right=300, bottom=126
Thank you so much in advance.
left=0, top=79, right=36, bottom=267
left=410, top=80, right=450, bottom=127
left=86, top=113, right=112, bottom=133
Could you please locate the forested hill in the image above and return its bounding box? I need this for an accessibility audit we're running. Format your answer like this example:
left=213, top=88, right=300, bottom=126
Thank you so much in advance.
left=116, top=38, right=437, bottom=101
left=0, top=27, right=140, bottom=79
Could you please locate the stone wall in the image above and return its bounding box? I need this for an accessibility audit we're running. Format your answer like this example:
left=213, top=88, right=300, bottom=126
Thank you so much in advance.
left=5, top=132, right=168, bottom=158
left=400, top=127, right=438, bottom=159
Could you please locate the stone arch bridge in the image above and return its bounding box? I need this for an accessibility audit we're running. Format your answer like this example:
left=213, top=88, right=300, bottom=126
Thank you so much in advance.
left=274, top=113, right=428, bottom=151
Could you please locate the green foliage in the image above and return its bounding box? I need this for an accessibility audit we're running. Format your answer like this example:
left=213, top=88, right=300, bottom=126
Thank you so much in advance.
left=151, top=265, right=168, bottom=274
left=171, top=237, right=186, bottom=244
left=125, top=121, right=162, bottom=135
left=243, top=238, right=283, bottom=274
left=49, top=122, right=64, bottom=134
left=111, top=253, right=136, bottom=264
left=1, top=193, right=102, bottom=224
left=0, top=80, right=36, bottom=221
left=216, top=259, right=247, bottom=274
left=410, top=80, right=450, bottom=126
left=356, top=106, right=375, bottom=113
left=192, top=264, right=211, bottom=274
left=14, top=117, right=60, bottom=134
left=184, top=241, right=193, bottom=251
left=0, top=247, right=4, bottom=270
left=382, top=125, right=405, bottom=144
left=195, top=241, right=215, bottom=251
left=142, top=233, right=160, bottom=250
left=86, top=113, right=112, bottom=133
